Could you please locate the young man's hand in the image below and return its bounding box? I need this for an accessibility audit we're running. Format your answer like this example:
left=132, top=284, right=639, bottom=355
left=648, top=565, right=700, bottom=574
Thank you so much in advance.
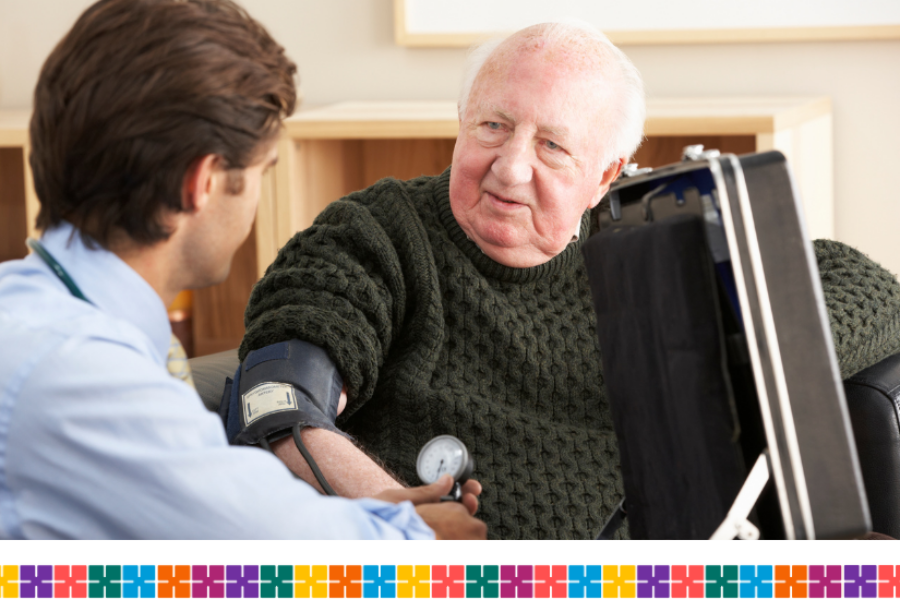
left=374, top=475, right=487, bottom=540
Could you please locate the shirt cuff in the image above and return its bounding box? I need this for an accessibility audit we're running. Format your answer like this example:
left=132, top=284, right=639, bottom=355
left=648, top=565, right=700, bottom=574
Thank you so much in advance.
left=355, top=499, right=435, bottom=540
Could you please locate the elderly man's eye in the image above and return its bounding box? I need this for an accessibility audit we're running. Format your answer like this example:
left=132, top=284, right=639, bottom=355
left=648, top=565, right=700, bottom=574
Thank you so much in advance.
left=545, top=140, right=561, bottom=150
left=486, top=122, right=502, bottom=130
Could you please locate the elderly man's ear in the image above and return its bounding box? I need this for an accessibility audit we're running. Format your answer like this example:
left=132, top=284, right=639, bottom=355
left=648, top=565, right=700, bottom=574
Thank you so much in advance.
left=590, top=158, right=626, bottom=209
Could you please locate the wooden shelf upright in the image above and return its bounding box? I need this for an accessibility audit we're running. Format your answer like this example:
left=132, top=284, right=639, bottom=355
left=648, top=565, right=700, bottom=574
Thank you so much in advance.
left=0, top=111, right=37, bottom=264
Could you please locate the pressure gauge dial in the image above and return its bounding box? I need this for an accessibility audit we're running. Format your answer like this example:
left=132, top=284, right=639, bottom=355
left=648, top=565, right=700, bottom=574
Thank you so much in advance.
left=416, top=434, right=474, bottom=490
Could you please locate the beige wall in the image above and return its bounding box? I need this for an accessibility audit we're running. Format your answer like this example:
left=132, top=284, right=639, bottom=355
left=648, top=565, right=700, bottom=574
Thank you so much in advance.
left=2, top=0, right=899, bottom=274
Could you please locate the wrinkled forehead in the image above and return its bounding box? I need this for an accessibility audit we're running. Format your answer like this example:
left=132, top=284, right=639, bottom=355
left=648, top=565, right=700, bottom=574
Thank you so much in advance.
left=474, top=30, right=615, bottom=96
left=466, top=37, right=616, bottom=128
left=493, top=28, right=608, bottom=75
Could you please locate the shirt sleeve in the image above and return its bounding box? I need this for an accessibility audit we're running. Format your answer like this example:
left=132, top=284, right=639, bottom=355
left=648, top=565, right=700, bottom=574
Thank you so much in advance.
left=241, top=181, right=425, bottom=419
left=4, top=334, right=433, bottom=540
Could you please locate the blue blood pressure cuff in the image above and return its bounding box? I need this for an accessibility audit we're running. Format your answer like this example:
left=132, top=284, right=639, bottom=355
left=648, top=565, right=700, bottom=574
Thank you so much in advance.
left=219, top=340, right=350, bottom=446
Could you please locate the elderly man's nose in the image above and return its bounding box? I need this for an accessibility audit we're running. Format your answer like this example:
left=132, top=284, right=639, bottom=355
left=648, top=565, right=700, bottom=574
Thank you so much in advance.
left=491, top=142, right=532, bottom=185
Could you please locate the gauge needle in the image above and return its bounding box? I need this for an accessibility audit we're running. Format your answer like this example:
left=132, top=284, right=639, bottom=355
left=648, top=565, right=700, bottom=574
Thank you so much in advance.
left=437, top=459, right=444, bottom=476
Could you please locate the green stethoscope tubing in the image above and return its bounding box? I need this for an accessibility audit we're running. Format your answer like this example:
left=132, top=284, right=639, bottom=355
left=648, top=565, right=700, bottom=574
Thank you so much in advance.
left=26, top=237, right=92, bottom=304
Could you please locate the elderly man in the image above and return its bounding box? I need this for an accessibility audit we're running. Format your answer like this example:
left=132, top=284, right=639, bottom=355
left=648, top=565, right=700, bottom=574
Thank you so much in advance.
left=240, top=22, right=643, bottom=539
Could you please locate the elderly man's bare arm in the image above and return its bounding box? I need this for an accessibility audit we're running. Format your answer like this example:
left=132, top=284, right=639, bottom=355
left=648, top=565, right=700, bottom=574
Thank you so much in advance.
left=271, top=384, right=483, bottom=519
left=270, top=431, right=484, bottom=539
left=271, top=428, right=402, bottom=497
left=268, top=386, right=405, bottom=496
left=273, top=384, right=483, bottom=516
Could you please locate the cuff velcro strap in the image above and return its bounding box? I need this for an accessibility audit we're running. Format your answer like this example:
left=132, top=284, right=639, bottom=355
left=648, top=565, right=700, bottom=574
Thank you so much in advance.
left=223, top=340, right=351, bottom=446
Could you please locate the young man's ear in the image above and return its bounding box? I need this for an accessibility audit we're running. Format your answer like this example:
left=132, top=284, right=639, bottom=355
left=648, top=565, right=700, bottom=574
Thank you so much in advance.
left=181, top=154, right=220, bottom=213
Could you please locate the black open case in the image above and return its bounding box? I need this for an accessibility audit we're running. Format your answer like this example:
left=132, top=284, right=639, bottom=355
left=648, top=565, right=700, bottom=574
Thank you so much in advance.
left=583, top=148, right=870, bottom=539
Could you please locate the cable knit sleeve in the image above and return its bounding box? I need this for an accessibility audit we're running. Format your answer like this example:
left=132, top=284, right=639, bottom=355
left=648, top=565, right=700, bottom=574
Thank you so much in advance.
left=240, top=178, right=421, bottom=419
left=814, top=238, right=900, bottom=379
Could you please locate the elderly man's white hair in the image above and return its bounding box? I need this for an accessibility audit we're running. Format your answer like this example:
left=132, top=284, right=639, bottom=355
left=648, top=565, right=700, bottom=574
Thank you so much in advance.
left=457, top=20, right=646, bottom=168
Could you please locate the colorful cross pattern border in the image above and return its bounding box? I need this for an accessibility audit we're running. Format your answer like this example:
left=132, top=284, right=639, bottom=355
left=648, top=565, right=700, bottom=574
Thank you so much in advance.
left=0, top=564, right=897, bottom=599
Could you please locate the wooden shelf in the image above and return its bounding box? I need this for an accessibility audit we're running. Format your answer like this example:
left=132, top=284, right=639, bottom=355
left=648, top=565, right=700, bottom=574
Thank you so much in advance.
left=644, top=96, right=832, bottom=135
left=0, top=110, right=30, bottom=145
left=286, top=101, right=460, bottom=139
left=0, top=96, right=833, bottom=356
left=0, top=110, right=37, bottom=264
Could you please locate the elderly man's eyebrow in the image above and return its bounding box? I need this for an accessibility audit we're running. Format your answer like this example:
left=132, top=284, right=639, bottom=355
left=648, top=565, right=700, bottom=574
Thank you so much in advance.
left=489, top=106, right=569, bottom=138
left=489, top=107, right=516, bottom=124
left=538, top=124, right=569, bottom=138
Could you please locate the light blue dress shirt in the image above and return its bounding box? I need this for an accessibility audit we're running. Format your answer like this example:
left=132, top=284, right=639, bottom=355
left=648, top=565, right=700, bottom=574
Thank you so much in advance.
left=0, top=222, right=433, bottom=540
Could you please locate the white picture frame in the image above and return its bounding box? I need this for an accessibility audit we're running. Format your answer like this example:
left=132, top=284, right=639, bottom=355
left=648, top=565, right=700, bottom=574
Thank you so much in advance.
left=394, top=0, right=900, bottom=47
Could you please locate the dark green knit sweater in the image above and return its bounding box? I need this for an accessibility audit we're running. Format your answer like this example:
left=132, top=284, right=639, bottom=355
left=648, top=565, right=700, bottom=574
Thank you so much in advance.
left=242, top=168, right=623, bottom=539
left=242, top=168, right=900, bottom=540
left=815, top=239, right=900, bottom=379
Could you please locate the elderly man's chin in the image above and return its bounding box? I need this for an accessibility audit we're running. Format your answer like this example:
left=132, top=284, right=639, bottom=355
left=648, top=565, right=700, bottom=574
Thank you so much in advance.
left=466, top=221, right=564, bottom=269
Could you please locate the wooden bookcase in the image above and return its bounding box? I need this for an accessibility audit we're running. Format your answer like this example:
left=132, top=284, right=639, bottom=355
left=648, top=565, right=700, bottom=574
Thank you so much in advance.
left=0, top=97, right=833, bottom=356
left=0, top=111, right=35, bottom=264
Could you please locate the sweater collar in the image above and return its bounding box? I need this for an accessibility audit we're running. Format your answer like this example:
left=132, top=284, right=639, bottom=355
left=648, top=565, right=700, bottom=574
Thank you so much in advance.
left=434, top=167, right=590, bottom=284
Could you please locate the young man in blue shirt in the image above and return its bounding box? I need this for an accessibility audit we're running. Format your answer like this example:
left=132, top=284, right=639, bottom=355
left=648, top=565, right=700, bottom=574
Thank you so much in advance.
left=0, top=0, right=484, bottom=540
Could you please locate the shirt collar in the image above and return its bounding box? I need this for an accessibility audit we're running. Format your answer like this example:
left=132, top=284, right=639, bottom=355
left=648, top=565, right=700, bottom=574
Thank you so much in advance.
left=38, top=222, right=171, bottom=363
left=569, top=219, right=582, bottom=244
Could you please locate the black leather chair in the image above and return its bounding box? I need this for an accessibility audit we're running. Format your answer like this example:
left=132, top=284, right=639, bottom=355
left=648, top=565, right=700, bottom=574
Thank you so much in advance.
left=844, top=353, right=900, bottom=538
left=188, top=347, right=900, bottom=538
left=189, top=349, right=239, bottom=412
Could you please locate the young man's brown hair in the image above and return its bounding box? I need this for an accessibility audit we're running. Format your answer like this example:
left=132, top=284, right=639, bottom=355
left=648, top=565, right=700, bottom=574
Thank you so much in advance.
left=30, top=0, right=297, bottom=248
